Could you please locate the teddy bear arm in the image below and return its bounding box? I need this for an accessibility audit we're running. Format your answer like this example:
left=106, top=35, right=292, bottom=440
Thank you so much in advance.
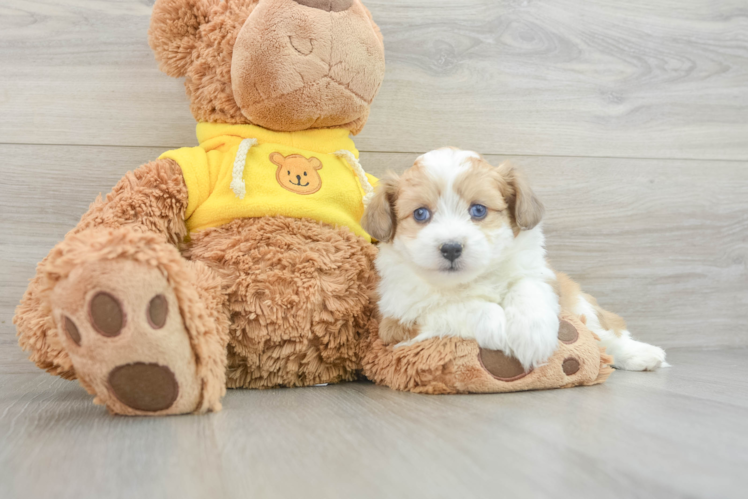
left=72, top=158, right=189, bottom=244
left=14, top=158, right=190, bottom=377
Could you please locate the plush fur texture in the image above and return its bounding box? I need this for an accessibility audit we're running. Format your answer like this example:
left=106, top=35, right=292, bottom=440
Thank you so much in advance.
left=15, top=0, right=386, bottom=415
left=230, top=0, right=384, bottom=133
left=363, top=148, right=667, bottom=380
left=183, top=216, right=377, bottom=389
left=14, top=159, right=376, bottom=414
left=16, top=226, right=229, bottom=415
left=148, top=0, right=384, bottom=133
left=15, top=158, right=189, bottom=381
left=362, top=312, right=614, bottom=394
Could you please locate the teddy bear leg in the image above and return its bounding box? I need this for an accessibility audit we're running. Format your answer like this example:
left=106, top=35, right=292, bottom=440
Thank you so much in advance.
left=20, top=227, right=229, bottom=415
left=183, top=217, right=378, bottom=389
left=362, top=313, right=613, bottom=394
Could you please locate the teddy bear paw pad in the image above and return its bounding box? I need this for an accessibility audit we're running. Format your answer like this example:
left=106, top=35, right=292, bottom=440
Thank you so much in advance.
left=478, top=349, right=531, bottom=381
left=51, top=259, right=203, bottom=416
left=108, top=363, right=179, bottom=412
left=557, top=319, right=579, bottom=344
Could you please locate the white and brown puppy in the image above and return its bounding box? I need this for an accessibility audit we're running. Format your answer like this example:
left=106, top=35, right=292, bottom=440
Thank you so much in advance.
left=363, top=148, right=667, bottom=371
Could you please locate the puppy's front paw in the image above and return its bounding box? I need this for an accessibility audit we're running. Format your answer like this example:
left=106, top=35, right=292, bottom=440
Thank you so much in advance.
left=504, top=308, right=559, bottom=371
left=473, top=303, right=508, bottom=351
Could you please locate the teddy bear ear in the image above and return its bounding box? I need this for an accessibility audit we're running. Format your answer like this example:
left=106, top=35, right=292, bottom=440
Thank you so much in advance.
left=148, top=0, right=219, bottom=77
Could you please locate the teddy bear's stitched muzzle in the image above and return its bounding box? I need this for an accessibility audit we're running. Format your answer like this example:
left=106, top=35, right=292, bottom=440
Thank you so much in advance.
left=292, top=0, right=353, bottom=12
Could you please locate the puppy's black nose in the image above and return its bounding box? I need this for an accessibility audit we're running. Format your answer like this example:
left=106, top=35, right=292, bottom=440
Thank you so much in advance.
left=296, top=175, right=302, bottom=182
left=440, top=242, right=463, bottom=262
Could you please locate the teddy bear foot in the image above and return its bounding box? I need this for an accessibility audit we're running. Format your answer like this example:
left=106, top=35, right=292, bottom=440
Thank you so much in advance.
left=50, top=258, right=207, bottom=416
left=362, top=313, right=614, bottom=394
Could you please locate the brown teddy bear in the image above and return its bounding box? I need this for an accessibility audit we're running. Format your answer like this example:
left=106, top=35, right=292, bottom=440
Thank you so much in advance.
left=14, top=0, right=612, bottom=416
left=14, top=0, right=386, bottom=416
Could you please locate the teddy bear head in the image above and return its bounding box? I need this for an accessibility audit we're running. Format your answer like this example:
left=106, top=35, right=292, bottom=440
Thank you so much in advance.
left=149, top=0, right=385, bottom=135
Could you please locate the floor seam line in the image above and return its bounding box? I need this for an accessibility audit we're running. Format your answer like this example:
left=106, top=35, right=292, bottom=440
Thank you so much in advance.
left=0, top=143, right=747, bottom=163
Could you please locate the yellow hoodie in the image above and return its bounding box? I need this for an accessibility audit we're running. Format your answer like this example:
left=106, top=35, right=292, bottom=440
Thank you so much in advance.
left=160, top=123, right=377, bottom=241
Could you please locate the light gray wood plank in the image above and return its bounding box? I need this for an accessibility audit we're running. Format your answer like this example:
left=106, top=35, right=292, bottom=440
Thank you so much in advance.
left=0, top=374, right=229, bottom=498
left=0, top=348, right=747, bottom=498
left=1, top=0, right=747, bottom=159
left=365, top=0, right=748, bottom=160
left=3, top=145, right=745, bottom=354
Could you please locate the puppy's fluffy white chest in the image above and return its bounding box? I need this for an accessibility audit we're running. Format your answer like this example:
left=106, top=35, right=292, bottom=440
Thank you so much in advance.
left=375, top=226, right=550, bottom=326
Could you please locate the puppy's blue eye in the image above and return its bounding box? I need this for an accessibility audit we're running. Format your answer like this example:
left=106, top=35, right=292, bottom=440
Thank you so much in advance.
left=413, top=207, right=431, bottom=222
left=469, top=204, right=488, bottom=220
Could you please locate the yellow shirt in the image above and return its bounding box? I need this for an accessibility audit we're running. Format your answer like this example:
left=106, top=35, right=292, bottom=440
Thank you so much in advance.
left=160, top=123, right=376, bottom=241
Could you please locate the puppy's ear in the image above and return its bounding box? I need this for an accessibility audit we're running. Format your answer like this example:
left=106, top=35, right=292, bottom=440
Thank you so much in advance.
left=363, top=173, right=399, bottom=242
left=500, top=162, right=544, bottom=230
left=149, top=0, right=219, bottom=77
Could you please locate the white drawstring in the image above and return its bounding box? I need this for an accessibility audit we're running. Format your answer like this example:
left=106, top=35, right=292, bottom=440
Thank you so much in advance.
left=231, top=138, right=258, bottom=199
left=334, top=149, right=375, bottom=209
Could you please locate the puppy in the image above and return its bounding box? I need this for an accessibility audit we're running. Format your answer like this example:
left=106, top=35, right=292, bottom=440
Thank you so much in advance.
left=363, top=148, right=667, bottom=371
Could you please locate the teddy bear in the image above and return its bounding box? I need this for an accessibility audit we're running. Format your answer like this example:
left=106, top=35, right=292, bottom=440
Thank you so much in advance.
left=14, top=0, right=386, bottom=416
left=14, top=0, right=612, bottom=416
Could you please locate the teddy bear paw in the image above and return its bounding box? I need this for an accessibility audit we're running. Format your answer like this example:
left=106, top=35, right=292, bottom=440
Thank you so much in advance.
left=478, top=318, right=589, bottom=383
left=51, top=258, right=204, bottom=415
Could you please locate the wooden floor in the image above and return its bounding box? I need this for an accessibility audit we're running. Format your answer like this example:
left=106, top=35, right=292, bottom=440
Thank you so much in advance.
left=0, top=348, right=746, bottom=498
left=1, top=0, right=747, bottom=497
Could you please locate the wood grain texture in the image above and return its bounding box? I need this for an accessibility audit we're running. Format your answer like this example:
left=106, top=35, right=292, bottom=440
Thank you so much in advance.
left=1, top=145, right=746, bottom=359
left=1, top=348, right=747, bottom=498
left=1, top=0, right=747, bottom=159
